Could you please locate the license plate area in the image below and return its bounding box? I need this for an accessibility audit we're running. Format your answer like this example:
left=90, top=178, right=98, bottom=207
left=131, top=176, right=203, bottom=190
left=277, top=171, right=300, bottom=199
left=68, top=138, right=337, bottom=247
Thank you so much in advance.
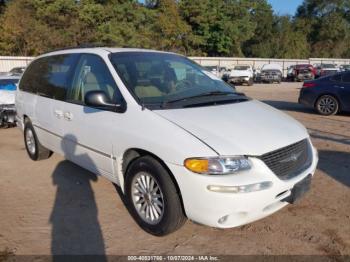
left=283, top=174, right=312, bottom=204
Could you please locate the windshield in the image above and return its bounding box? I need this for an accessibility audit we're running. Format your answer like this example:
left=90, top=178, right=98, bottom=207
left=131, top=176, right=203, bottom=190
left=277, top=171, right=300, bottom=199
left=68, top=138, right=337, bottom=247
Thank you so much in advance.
left=110, top=52, right=238, bottom=109
left=234, top=66, right=250, bottom=70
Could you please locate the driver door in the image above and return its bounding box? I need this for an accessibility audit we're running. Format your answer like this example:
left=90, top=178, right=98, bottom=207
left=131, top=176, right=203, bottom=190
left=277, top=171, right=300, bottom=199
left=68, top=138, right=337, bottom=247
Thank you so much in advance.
left=62, top=53, right=123, bottom=181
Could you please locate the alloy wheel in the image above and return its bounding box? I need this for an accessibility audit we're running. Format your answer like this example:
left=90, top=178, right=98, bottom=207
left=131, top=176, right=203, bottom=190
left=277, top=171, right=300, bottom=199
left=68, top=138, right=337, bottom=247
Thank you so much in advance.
left=25, top=128, right=36, bottom=155
left=317, top=95, right=338, bottom=115
left=131, top=172, right=164, bottom=225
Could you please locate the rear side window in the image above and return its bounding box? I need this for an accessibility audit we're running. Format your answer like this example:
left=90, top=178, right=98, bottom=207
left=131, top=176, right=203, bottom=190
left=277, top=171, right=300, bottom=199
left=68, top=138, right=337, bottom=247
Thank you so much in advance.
left=342, top=72, right=350, bottom=83
left=19, top=54, right=79, bottom=100
left=19, top=60, right=42, bottom=93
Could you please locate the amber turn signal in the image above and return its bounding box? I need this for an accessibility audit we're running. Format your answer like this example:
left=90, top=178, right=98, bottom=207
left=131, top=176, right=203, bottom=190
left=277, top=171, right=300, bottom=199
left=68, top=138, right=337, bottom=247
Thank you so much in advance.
left=184, top=158, right=209, bottom=173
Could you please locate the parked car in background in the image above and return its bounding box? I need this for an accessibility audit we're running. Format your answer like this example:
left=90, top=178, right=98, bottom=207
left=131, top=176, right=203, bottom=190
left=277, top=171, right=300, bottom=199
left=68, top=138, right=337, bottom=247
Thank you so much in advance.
left=286, top=65, right=295, bottom=81
left=203, top=66, right=227, bottom=78
left=0, top=75, right=20, bottom=127
left=299, top=71, right=350, bottom=115
left=314, top=64, right=339, bottom=78
left=8, top=66, right=26, bottom=76
left=259, top=64, right=283, bottom=83
left=226, top=65, right=254, bottom=86
left=16, top=47, right=318, bottom=236
left=339, top=64, right=350, bottom=72
left=287, top=64, right=315, bottom=82
left=253, top=68, right=261, bottom=82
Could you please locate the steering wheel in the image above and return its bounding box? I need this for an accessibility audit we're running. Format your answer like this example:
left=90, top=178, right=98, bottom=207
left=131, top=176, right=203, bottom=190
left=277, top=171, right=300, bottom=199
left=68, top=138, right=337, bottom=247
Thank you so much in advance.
left=175, top=80, right=192, bottom=91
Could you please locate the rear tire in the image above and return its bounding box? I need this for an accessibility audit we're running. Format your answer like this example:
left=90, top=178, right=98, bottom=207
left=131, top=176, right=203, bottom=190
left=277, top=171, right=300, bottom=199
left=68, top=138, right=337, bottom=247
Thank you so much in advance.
left=24, top=120, right=52, bottom=161
left=315, top=95, right=339, bottom=116
left=125, top=156, right=186, bottom=236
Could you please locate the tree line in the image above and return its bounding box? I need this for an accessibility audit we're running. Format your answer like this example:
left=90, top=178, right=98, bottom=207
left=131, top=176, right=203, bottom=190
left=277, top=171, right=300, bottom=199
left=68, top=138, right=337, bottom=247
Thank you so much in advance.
left=0, top=0, right=349, bottom=58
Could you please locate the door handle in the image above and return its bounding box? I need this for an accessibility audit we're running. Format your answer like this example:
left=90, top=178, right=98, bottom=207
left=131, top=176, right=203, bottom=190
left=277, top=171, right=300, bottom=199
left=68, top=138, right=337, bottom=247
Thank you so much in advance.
left=64, top=112, right=73, bottom=121
left=334, top=85, right=344, bottom=89
left=54, top=109, right=63, bottom=119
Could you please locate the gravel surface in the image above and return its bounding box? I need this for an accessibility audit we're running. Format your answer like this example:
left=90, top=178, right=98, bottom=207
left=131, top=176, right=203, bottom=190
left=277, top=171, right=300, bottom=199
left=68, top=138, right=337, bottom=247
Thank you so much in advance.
left=0, top=82, right=349, bottom=256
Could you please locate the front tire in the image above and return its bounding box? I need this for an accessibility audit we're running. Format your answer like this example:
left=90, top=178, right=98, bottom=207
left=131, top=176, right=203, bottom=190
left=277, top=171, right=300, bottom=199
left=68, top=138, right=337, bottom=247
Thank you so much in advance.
left=24, top=120, right=52, bottom=161
left=125, top=156, right=186, bottom=236
left=315, top=95, right=339, bottom=115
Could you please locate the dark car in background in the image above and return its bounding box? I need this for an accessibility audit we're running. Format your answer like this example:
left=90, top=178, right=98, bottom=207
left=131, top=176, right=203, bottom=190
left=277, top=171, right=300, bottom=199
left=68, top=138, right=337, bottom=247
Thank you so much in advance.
left=287, top=64, right=316, bottom=82
left=314, top=64, right=339, bottom=78
left=340, top=64, right=350, bottom=72
left=8, top=66, right=26, bottom=76
left=299, top=71, right=350, bottom=115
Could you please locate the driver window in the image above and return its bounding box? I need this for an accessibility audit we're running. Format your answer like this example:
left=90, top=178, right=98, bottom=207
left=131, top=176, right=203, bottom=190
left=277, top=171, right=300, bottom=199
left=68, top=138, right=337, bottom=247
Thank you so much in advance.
left=67, top=54, right=118, bottom=104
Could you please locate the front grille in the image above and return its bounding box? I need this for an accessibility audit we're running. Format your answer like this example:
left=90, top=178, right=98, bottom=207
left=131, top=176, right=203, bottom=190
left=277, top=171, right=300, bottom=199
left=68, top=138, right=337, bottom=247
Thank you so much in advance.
left=258, top=139, right=312, bottom=180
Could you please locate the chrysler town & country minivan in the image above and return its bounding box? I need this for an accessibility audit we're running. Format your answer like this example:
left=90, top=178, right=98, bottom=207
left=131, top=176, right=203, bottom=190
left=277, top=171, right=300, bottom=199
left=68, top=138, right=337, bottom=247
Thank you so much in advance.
left=16, top=48, right=318, bottom=236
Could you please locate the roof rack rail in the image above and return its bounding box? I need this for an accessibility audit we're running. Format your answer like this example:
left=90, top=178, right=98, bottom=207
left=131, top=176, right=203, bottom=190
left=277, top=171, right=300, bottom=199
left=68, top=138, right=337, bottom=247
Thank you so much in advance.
left=41, top=43, right=119, bottom=54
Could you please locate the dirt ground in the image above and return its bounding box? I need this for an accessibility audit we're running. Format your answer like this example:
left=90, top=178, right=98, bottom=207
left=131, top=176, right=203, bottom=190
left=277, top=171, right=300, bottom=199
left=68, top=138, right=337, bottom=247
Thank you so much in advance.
left=0, top=82, right=349, bottom=257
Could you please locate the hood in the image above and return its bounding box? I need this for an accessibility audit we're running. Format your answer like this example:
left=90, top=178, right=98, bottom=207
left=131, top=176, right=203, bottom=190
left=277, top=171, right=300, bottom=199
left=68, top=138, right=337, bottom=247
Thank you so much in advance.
left=229, top=70, right=252, bottom=77
left=154, top=100, right=308, bottom=156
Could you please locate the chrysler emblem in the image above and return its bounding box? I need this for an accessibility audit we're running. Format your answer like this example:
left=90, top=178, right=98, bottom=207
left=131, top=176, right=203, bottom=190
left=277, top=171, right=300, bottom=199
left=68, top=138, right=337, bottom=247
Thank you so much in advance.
left=280, top=152, right=302, bottom=163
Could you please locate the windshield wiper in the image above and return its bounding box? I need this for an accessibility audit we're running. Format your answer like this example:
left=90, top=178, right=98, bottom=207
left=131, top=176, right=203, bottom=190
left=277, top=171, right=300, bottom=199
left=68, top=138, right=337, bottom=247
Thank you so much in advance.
left=163, top=91, right=236, bottom=107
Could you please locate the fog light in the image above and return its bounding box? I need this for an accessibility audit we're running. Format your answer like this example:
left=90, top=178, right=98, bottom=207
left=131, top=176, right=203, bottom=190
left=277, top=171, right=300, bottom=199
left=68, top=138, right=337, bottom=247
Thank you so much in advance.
left=207, top=181, right=272, bottom=193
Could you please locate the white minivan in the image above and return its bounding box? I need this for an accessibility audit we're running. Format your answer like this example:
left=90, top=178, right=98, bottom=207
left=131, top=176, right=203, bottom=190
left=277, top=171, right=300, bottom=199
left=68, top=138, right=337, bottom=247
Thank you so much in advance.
left=16, top=48, right=318, bottom=236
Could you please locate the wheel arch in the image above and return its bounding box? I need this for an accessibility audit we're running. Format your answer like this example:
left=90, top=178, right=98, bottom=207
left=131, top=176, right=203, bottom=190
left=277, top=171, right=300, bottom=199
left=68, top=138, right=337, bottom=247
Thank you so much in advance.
left=23, top=114, right=30, bottom=122
left=120, top=148, right=186, bottom=217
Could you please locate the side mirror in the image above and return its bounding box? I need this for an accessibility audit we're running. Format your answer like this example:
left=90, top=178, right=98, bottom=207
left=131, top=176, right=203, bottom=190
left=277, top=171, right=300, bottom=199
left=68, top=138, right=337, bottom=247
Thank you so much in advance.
left=84, top=90, right=124, bottom=112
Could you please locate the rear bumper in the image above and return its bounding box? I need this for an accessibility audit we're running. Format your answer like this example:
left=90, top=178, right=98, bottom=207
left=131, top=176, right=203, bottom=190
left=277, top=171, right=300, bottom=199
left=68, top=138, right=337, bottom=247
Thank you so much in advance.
left=298, top=88, right=317, bottom=107
left=167, top=144, right=318, bottom=228
left=297, top=74, right=314, bottom=81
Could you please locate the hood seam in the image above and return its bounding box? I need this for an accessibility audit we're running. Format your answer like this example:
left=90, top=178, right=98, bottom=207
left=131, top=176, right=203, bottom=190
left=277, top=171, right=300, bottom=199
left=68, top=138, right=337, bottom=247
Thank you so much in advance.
left=154, top=111, right=220, bottom=156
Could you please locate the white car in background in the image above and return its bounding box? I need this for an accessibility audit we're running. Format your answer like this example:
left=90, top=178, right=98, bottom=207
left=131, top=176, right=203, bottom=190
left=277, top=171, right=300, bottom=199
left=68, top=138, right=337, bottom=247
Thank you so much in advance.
left=259, top=64, right=283, bottom=83
left=16, top=47, right=318, bottom=236
left=0, top=75, right=20, bottom=127
left=227, top=65, right=254, bottom=86
left=203, top=66, right=227, bottom=78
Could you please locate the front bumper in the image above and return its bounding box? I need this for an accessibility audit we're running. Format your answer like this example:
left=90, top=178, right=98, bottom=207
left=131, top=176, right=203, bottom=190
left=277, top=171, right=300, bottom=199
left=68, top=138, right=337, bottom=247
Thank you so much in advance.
left=167, top=144, right=318, bottom=228
left=260, top=75, right=281, bottom=82
left=228, top=77, right=250, bottom=84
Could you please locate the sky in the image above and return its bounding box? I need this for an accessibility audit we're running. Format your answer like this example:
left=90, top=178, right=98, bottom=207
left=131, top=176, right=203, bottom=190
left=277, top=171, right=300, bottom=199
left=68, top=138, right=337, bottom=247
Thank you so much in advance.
left=138, top=0, right=304, bottom=16
left=267, top=0, right=304, bottom=16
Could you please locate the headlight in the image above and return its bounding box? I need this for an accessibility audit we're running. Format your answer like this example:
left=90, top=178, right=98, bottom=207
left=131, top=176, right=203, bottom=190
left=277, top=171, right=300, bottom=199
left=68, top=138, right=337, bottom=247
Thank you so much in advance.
left=184, top=156, right=251, bottom=175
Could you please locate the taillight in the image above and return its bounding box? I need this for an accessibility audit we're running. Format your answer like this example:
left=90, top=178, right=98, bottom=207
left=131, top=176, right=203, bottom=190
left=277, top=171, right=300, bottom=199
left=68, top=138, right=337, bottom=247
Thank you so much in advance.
left=303, top=82, right=316, bottom=88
